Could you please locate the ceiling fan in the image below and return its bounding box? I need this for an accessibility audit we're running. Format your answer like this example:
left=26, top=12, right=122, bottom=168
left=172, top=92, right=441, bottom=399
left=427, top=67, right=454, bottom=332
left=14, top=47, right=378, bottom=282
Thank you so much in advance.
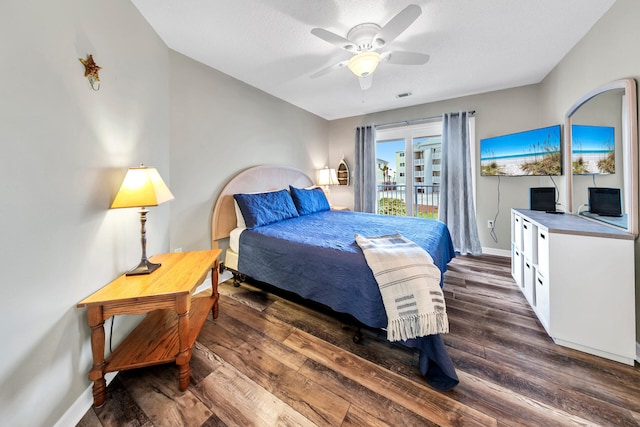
left=310, top=4, right=430, bottom=90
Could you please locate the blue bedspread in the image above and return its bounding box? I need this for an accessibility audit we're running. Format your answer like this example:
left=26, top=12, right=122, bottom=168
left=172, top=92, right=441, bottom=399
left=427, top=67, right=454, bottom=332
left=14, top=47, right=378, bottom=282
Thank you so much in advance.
left=237, top=209, right=458, bottom=389
left=238, top=210, right=454, bottom=327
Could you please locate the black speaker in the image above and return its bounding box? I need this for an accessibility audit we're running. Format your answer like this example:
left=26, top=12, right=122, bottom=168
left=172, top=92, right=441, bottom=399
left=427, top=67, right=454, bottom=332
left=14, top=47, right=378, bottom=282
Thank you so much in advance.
left=530, top=187, right=556, bottom=211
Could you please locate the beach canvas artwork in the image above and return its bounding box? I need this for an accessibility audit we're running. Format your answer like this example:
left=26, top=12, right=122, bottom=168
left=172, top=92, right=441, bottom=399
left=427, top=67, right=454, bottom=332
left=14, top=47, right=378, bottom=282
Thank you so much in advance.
left=480, top=125, right=561, bottom=176
left=571, top=124, right=615, bottom=175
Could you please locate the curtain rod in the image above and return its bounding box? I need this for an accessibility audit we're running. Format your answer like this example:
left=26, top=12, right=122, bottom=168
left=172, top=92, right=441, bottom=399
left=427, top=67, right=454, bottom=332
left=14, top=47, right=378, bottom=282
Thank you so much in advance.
left=375, top=110, right=475, bottom=130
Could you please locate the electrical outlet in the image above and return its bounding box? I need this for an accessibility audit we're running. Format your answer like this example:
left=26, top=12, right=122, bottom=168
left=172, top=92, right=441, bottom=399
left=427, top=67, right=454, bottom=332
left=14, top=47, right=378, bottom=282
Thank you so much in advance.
left=487, top=220, right=494, bottom=229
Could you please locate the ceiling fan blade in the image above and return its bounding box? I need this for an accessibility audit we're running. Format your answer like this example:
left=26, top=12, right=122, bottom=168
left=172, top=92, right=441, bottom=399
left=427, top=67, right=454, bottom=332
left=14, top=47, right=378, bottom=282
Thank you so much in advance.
left=382, top=51, right=430, bottom=65
left=374, top=4, right=422, bottom=47
left=311, top=28, right=356, bottom=51
left=359, top=74, right=372, bottom=90
left=310, top=60, right=349, bottom=79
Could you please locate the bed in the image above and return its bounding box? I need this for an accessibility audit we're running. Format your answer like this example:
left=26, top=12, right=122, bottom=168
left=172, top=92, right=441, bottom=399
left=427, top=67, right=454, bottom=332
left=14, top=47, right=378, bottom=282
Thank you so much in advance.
left=211, top=165, right=458, bottom=390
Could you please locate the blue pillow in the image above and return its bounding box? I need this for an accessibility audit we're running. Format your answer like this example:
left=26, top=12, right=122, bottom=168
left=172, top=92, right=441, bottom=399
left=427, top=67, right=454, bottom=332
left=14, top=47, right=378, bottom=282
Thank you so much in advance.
left=289, top=185, right=330, bottom=215
left=233, top=189, right=299, bottom=229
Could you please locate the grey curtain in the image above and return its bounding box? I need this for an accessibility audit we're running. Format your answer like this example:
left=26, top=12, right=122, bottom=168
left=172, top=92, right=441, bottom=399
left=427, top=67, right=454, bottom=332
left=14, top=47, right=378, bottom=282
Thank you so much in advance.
left=440, top=112, right=482, bottom=255
left=354, top=125, right=377, bottom=213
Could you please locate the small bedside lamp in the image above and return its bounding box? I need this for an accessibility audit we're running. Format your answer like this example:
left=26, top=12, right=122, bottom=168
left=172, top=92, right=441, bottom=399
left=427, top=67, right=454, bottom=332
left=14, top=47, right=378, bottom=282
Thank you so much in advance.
left=317, top=166, right=338, bottom=198
left=111, top=164, right=174, bottom=276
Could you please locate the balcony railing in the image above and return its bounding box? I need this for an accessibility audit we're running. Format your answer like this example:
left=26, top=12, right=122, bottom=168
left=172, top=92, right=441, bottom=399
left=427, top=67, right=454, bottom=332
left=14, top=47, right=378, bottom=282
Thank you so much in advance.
left=377, top=183, right=440, bottom=219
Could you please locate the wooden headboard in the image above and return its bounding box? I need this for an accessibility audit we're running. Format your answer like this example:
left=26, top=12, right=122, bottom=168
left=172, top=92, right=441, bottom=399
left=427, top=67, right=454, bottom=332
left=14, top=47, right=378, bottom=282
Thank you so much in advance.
left=211, top=165, right=314, bottom=245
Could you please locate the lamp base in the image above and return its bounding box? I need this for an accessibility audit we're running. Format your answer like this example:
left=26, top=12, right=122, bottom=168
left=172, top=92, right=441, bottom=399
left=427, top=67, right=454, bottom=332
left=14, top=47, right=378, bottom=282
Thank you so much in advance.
left=125, top=258, right=161, bottom=276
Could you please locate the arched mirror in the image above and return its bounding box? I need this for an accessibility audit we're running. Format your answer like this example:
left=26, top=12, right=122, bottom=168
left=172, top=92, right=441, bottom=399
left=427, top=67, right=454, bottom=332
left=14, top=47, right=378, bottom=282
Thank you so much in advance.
left=564, top=78, right=638, bottom=238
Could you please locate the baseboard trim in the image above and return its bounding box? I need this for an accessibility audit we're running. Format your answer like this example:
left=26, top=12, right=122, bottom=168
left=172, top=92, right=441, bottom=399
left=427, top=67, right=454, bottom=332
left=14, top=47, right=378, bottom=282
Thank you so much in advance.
left=54, top=371, right=118, bottom=427
left=482, top=247, right=511, bottom=257
left=636, top=341, right=640, bottom=363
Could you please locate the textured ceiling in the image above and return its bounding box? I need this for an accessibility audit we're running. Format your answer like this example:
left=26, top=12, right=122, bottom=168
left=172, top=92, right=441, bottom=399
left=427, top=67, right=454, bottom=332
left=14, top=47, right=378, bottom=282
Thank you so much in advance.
left=130, top=0, right=615, bottom=120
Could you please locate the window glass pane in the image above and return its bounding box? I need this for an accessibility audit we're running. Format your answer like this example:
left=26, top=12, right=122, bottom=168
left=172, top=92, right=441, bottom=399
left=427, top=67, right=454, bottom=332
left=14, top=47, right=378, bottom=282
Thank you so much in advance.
left=413, top=136, right=441, bottom=219
left=375, top=138, right=404, bottom=184
left=376, top=138, right=405, bottom=216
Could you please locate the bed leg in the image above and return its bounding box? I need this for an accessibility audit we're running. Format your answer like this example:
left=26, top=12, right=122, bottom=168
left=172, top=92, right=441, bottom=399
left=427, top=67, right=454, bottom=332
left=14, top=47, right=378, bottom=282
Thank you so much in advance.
left=232, top=273, right=244, bottom=287
left=353, top=327, right=363, bottom=344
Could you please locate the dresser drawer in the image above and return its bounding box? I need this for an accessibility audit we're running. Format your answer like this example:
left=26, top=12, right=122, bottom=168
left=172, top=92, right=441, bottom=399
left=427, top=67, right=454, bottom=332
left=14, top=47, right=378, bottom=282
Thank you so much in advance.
left=537, top=228, right=549, bottom=276
left=513, top=214, right=523, bottom=250
left=523, top=257, right=536, bottom=306
left=522, top=219, right=536, bottom=262
left=512, top=245, right=523, bottom=287
left=534, top=270, right=550, bottom=334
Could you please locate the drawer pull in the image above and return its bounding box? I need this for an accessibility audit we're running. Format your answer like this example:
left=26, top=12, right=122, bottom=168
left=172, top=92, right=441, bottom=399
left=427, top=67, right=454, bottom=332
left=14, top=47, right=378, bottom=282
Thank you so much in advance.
left=537, top=278, right=543, bottom=285
left=540, top=233, right=546, bottom=240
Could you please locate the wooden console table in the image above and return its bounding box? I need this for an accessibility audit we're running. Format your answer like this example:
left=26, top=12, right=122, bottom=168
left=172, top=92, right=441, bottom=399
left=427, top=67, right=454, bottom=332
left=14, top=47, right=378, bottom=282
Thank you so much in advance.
left=77, top=249, right=221, bottom=407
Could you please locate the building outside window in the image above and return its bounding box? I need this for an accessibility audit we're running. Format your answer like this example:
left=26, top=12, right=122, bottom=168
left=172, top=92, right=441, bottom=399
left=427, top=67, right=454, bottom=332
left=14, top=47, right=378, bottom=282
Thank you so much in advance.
left=375, top=122, right=442, bottom=218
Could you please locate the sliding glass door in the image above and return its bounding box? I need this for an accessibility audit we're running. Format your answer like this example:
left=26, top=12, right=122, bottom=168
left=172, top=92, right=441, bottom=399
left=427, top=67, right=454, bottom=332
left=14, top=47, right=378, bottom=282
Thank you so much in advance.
left=375, top=122, right=443, bottom=218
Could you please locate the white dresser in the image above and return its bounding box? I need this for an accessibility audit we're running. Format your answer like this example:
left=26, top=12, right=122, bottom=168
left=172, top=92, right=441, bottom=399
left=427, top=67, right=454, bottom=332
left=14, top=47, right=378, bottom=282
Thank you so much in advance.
left=511, top=208, right=636, bottom=365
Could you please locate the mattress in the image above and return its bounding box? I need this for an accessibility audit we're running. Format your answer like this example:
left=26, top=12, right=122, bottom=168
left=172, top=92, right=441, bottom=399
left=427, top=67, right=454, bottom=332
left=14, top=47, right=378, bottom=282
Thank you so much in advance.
left=229, top=227, right=244, bottom=254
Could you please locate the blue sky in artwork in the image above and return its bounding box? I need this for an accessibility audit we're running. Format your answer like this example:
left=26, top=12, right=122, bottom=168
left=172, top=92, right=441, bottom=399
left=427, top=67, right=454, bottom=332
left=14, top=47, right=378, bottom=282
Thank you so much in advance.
left=480, top=125, right=561, bottom=160
left=572, top=125, right=614, bottom=152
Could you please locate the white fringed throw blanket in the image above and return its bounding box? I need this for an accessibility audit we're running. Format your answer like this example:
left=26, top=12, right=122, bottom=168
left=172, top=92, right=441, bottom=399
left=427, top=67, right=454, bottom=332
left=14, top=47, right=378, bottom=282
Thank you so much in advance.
left=355, top=233, right=449, bottom=341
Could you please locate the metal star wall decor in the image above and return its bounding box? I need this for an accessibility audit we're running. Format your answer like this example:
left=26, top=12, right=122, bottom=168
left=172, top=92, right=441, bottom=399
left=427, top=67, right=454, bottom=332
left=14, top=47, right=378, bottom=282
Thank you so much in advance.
left=79, top=54, right=101, bottom=91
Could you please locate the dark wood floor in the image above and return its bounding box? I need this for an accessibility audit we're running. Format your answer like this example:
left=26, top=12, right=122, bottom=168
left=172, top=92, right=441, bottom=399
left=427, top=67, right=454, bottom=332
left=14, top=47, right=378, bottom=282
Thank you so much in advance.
left=78, top=254, right=640, bottom=426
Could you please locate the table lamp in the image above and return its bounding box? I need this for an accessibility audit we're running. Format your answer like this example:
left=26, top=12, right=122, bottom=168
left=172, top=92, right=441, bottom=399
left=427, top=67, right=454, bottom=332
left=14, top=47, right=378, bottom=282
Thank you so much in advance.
left=111, top=164, right=174, bottom=275
left=317, top=166, right=338, bottom=198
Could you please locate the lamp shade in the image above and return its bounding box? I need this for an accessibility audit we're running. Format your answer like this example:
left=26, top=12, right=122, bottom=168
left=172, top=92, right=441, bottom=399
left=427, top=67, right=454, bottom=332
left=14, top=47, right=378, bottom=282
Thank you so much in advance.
left=347, top=51, right=381, bottom=77
left=111, top=165, right=174, bottom=209
left=317, top=167, right=338, bottom=186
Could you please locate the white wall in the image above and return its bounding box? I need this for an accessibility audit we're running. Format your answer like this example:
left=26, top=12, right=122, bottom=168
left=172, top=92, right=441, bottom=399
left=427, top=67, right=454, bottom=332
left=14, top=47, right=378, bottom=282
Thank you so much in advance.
left=539, top=0, right=640, bottom=122
left=0, top=1, right=170, bottom=425
left=539, top=0, right=640, bottom=348
left=168, top=51, right=329, bottom=252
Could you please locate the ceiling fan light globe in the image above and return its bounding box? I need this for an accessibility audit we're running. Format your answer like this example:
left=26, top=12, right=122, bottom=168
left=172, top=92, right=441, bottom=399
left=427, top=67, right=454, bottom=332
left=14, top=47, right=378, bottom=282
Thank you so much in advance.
left=347, top=51, right=381, bottom=77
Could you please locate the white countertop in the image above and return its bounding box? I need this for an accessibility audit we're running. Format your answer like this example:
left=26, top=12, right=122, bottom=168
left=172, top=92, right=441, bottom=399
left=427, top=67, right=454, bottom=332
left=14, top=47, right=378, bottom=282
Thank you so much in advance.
left=512, top=209, right=634, bottom=240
